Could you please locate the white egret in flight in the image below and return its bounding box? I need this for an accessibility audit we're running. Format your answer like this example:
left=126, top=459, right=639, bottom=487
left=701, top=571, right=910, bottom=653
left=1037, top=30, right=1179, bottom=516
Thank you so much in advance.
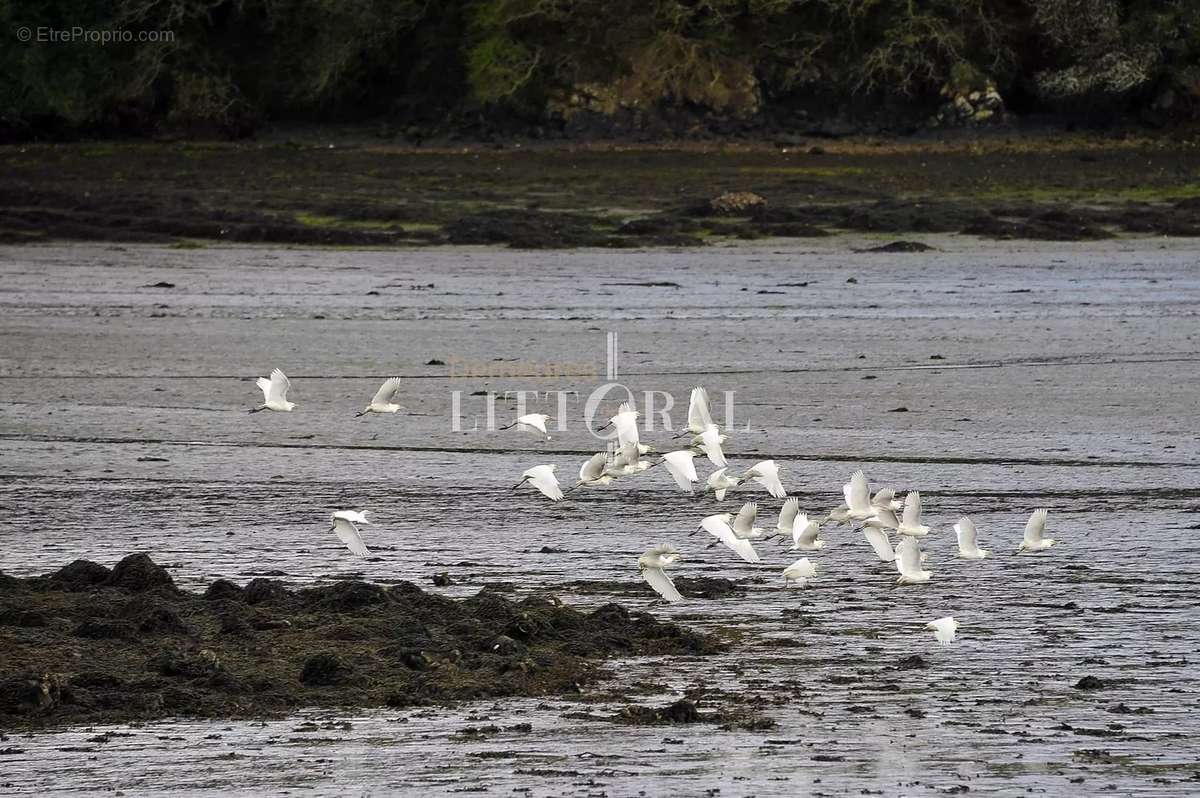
left=563, top=452, right=614, bottom=493
left=500, top=413, right=552, bottom=440
left=512, top=464, right=564, bottom=501
left=861, top=518, right=896, bottom=562
left=679, top=386, right=715, bottom=437
left=705, top=467, right=742, bottom=501
left=250, top=368, right=295, bottom=412
left=695, top=513, right=760, bottom=564
left=897, top=491, right=931, bottom=537
left=954, top=516, right=989, bottom=559
left=895, top=536, right=932, bottom=584
left=638, top=543, right=684, bottom=603
left=742, top=460, right=787, bottom=499
left=926, top=616, right=959, bottom=644
left=872, top=487, right=902, bottom=512
left=782, top=557, right=817, bottom=588
left=1017, top=508, right=1056, bottom=553
left=842, top=470, right=878, bottom=521
left=356, top=377, right=404, bottom=416
left=329, top=510, right=371, bottom=557
left=660, top=450, right=700, bottom=492
left=791, top=510, right=825, bottom=551
left=694, top=423, right=728, bottom=468
left=731, top=502, right=766, bottom=540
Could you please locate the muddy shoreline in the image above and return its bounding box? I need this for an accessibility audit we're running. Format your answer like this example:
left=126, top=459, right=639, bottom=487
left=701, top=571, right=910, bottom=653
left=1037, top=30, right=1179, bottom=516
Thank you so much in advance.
left=2, top=136, right=1198, bottom=248
left=0, top=554, right=722, bottom=730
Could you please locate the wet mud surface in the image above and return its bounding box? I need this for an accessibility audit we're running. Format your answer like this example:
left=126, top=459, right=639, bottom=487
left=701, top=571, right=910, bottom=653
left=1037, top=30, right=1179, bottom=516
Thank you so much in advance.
left=1, top=237, right=1199, bottom=794
left=2, top=141, right=1199, bottom=248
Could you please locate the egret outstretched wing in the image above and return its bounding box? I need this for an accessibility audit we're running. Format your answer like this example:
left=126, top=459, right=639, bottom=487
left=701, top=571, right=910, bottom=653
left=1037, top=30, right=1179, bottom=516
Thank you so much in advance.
left=641, top=567, right=683, bottom=602
left=688, top=387, right=714, bottom=431
left=266, top=369, right=291, bottom=404
left=896, top=536, right=924, bottom=579
left=370, top=377, right=402, bottom=406
left=955, top=516, right=979, bottom=550
left=926, top=616, right=958, bottom=644
left=331, top=516, right=370, bottom=557
left=847, top=470, right=871, bottom=513
left=1023, top=508, right=1049, bottom=545
left=864, top=525, right=895, bottom=561
left=777, top=497, right=800, bottom=533
left=698, top=424, right=727, bottom=468
left=746, top=460, right=786, bottom=499
left=661, top=450, right=699, bottom=492
left=700, top=515, right=760, bottom=564
left=902, top=491, right=923, bottom=527
left=732, top=502, right=759, bottom=538
left=579, top=452, right=608, bottom=482
left=522, top=465, right=563, bottom=501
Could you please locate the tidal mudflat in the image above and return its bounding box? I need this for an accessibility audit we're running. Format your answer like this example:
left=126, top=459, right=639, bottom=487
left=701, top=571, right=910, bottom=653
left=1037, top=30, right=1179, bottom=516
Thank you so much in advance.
left=1, top=237, right=1198, bottom=795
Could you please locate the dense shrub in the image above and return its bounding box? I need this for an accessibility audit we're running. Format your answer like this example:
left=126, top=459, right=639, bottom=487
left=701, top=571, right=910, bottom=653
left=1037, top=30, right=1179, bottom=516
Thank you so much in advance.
left=2, top=0, right=1198, bottom=138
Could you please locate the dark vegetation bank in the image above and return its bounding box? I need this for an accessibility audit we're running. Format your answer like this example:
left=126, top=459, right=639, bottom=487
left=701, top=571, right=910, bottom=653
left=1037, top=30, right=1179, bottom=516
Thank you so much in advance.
left=3, top=0, right=1200, bottom=142
left=1, top=140, right=1198, bottom=248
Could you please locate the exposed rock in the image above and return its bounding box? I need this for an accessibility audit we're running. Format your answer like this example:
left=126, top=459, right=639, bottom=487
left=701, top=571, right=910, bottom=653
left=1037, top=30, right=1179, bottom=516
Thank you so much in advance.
left=300, top=653, right=351, bottom=686
left=50, top=559, right=112, bottom=589
left=709, top=191, right=767, bottom=215
left=107, top=553, right=175, bottom=592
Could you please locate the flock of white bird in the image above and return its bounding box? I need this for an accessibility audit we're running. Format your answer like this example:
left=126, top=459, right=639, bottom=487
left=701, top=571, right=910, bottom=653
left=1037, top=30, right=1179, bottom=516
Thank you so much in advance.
left=252, top=371, right=1061, bottom=647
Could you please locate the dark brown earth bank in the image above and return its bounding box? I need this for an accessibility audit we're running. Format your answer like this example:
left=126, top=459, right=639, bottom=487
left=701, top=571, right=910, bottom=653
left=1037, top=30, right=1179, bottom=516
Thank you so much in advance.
left=0, top=554, right=721, bottom=729
left=2, top=138, right=1199, bottom=249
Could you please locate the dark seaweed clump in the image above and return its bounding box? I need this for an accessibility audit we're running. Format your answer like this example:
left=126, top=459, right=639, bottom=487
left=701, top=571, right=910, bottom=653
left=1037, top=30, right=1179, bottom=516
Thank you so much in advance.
left=0, top=554, right=721, bottom=728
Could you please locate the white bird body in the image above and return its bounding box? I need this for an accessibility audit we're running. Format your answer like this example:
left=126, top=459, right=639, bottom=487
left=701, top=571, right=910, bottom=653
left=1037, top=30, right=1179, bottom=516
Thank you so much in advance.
left=897, top=491, right=931, bottom=537
left=1018, top=508, right=1056, bottom=552
left=697, top=513, right=760, bottom=564
left=252, top=368, right=295, bottom=412
left=926, top=616, right=959, bottom=644
left=826, top=504, right=851, bottom=524
left=518, top=413, right=552, bottom=439
left=706, top=467, right=742, bottom=501
left=731, top=502, right=766, bottom=540
left=694, top=423, right=728, bottom=468
left=895, top=536, right=932, bottom=584
left=791, top=511, right=825, bottom=551
left=843, top=470, right=877, bottom=521
left=358, top=376, right=403, bottom=415
left=576, top=451, right=615, bottom=488
left=861, top=518, right=895, bottom=562
left=954, top=516, right=990, bottom=559
left=661, top=450, right=699, bottom=492
left=871, top=488, right=903, bottom=512
left=743, top=460, right=787, bottom=499
left=605, top=441, right=652, bottom=477
left=782, top=557, right=817, bottom=588
left=639, top=543, right=684, bottom=603
left=330, top=510, right=371, bottom=557
left=515, top=464, right=564, bottom=501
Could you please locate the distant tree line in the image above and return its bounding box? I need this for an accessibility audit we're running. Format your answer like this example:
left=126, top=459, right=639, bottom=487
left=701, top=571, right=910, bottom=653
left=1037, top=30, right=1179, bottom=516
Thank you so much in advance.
left=3, top=0, right=1198, bottom=139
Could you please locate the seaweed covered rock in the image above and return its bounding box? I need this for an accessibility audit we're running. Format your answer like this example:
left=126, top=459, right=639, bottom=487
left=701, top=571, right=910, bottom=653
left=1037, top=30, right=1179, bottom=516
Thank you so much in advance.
left=300, top=653, right=351, bottom=686
left=0, top=554, right=723, bottom=728
left=50, top=559, right=111, bottom=590
left=107, top=554, right=175, bottom=592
